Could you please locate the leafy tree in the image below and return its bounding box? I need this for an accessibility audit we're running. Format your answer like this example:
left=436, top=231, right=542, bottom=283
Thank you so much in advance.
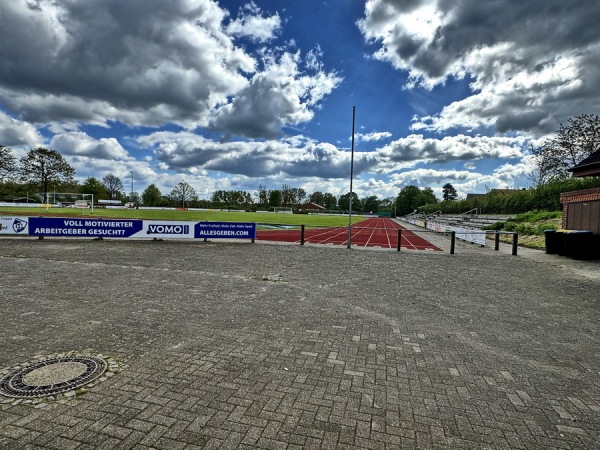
left=531, top=114, right=600, bottom=181
left=420, top=187, right=438, bottom=205
left=142, top=184, right=162, bottom=206
left=338, top=192, right=360, bottom=212
left=129, top=192, right=141, bottom=205
left=80, top=177, right=107, bottom=200
left=291, top=187, right=306, bottom=205
left=269, top=189, right=282, bottom=207
left=170, top=181, right=197, bottom=207
left=102, top=173, right=123, bottom=200
left=395, top=185, right=437, bottom=216
left=212, top=190, right=253, bottom=208
left=442, top=183, right=458, bottom=201
left=19, top=147, right=75, bottom=202
left=0, top=145, right=17, bottom=182
left=322, top=192, right=337, bottom=209
left=362, top=195, right=379, bottom=213
left=309, top=191, right=324, bottom=205
left=257, top=184, right=269, bottom=207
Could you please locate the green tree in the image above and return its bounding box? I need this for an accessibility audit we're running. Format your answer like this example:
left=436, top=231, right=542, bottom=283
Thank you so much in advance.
left=338, top=192, right=361, bottom=212
left=80, top=177, right=107, bottom=200
left=170, top=181, right=197, bottom=207
left=442, top=183, right=458, bottom=201
left=322, top=192, right=337, bottom=209
left=257, top=184, right=269, bottom=207
left=531, top=114, right=600, bottom=182
left=395, top=185, right=438, bottom=216
left=291, top=187, right=306, bottom=206
left=309, top=191, right=325, bottom=205
left=281, top=184, right=293, bottom=206
left=362, top=195, right=379, bottom=213
left=269, top=189, right=282, bottom=208
left=142, top=184, right=162, bottom=206
left=102, top=173, right=123, bottom=200
left=0, top=145, right=17, bottom=182
left=19, top=147, right=75, bottom=202
left=420, top=187, right=438, bottom=205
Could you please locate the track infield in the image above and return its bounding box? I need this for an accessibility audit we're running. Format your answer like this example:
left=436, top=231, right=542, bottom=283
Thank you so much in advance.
left=256, top=217, right=441, bottom=251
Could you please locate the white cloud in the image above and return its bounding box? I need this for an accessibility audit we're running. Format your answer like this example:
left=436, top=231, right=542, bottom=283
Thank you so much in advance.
left=134, top=130, right=528, bottom=196
left=0, top=1, right=339, bottom=139
left=0, top=111, right=43, bottom=148
left=226, top=2, right=281, bottom=43
left=211, top=51, right=342, bottom=138
left=359, top=0, right=600, bottom=136
left=50, top=132, right=131, bottom=160
left=376, top=134, right=525, bottom=171
left=355, top=131, right=392, bottom=142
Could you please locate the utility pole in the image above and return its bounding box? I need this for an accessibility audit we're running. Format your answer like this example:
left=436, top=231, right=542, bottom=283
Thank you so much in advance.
left=347, top=106, right=356, bottom=249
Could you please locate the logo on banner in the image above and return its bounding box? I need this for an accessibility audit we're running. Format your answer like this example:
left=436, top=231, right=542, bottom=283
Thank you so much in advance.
left=13, top=218, right=27, bottom=233
left=147, top=224, right=189, bottom=235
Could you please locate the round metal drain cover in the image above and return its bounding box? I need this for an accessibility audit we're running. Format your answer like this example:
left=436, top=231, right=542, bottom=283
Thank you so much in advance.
left=0, top=356, right=106, bottom=398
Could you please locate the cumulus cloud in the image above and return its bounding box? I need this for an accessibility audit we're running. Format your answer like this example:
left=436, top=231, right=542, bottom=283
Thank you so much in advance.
left=50, top=132, right=131, bottom=160
left=138, top=131, right=376, bottom=179
left=226, top=2, right=281, bottom=43
left=137, top=130, right=525, bottom=183
left=211, top=51, right=342, bottom=139
left=355, top=131, right=392, bottom=142
left=0, top=111, right=43, bottom=147
left=359, top=0, right=600, bottom=135
left=376, top=134, right=525, bottom=171
left=0, top=1, right=337, bottom=139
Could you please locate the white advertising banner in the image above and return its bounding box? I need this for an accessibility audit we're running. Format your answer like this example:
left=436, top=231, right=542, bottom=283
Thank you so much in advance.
left=0, top=202, right=42, bottom=208
left=0, top=217, right=29, bottom=235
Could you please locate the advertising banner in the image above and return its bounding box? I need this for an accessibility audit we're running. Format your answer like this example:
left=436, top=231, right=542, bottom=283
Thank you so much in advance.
left=195, top=222, right=256, bottom=239
left=28, top=217, right=143, bottom=238
left=140, top=221, right=195, bottom=239
left=1, top=217, right=256, bottom=240
left=0, top=217, right=29, bottom=235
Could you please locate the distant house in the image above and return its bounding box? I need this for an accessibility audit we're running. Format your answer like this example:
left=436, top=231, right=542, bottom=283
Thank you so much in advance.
left=561, top=149, right=600, bottom=233
left=298, top=202, right=326, bottom=212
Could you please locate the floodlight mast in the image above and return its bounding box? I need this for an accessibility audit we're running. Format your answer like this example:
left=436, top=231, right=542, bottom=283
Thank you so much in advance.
left=347, top=106, right=356, bottom=249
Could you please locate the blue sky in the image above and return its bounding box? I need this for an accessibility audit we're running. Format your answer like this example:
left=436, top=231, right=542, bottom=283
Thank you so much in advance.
left=1, top=0, right=599, bottom=201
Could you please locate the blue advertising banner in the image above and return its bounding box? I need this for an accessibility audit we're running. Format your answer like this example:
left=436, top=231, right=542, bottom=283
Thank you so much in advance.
left=195, top=222, right=256, bottom=239
left=28, top=217, right=143, bottom=238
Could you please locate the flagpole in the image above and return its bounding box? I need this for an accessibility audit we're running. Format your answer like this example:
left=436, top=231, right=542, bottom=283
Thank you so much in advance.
left=347, top=106, right=355, bottom=249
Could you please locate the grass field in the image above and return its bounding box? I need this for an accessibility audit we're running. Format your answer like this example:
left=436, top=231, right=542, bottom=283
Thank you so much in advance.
left=0, top=206, right=367, bottom=227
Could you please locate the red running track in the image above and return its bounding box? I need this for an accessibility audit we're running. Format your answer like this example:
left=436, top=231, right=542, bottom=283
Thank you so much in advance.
left=256, top=217, right=441, bottom=251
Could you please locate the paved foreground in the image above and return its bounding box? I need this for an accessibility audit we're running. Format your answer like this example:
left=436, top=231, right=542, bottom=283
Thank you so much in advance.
left=0, top=239, right=598, bottom=449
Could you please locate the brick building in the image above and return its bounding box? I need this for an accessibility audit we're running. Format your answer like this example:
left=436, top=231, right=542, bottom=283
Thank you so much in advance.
left=560, top=150, right=600, bottom=232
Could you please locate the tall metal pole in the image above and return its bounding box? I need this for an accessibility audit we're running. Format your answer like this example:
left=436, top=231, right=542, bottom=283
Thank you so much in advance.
left=130, top=171, right=133, bottom=201
left=347, top=106, right=356, bottom=249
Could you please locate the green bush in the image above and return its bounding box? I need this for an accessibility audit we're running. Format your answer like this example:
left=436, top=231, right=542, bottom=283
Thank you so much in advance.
left=416, top=178, right=600, bottom=215
left=536, top=223, right=558, bottom=234
left=482, top=222, right=505, bottom=231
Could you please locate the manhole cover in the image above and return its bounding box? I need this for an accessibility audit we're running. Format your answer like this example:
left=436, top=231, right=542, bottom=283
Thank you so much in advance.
left=0, top=356, right=107, bottom=398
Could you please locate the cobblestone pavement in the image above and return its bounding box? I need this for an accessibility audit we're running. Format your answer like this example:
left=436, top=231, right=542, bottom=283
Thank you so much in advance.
left=0, top=238, right=598, bottom=449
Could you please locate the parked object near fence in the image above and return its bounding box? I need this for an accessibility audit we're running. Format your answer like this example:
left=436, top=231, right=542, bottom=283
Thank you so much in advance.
left=547, top=229, right=599, bottom=260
